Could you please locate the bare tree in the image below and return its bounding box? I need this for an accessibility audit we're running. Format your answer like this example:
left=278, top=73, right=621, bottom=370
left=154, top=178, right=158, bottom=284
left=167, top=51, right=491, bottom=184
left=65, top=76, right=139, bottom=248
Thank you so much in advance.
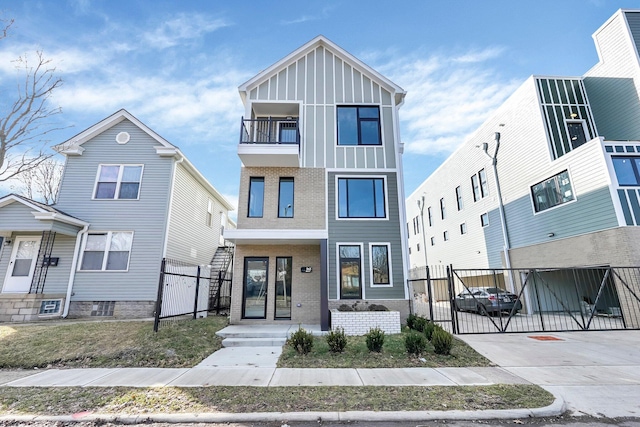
left=16, top=158, right=63, bottom=204
left=0, top=17, right=65, bottom=183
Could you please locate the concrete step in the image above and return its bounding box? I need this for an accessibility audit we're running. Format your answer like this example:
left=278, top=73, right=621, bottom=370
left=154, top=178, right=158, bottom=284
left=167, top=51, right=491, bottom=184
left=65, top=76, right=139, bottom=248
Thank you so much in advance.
left=216, top=325, right=292, bottom=339
left=222, top=337, right=287, bottom=347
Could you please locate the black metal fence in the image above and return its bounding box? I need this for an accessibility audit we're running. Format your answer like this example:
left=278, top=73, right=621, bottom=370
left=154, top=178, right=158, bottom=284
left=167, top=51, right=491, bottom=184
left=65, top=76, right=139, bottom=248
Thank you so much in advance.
left=409, top=265, right=640, bottom=334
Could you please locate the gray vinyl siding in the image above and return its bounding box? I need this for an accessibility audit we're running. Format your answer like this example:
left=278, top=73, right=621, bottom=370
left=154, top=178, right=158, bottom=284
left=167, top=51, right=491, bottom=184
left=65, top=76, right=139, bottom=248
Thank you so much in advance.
left=0, top=203, right=50, bottom=232
left=54, top=119, right=173, bottom=302
left=247, top=44, right=399, bottom=170
left=626, top=12, right=640, bottom=57
left=164, top=162, right=225, bottom=265
left=37, top=235, right=77, bottom=294
left=327, top=171, right=405, bottom=300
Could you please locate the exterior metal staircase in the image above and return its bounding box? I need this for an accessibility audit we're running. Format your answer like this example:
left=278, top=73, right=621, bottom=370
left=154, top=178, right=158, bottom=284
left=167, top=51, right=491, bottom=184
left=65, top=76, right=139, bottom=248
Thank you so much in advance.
left=208, top=245, right=234, bottom=314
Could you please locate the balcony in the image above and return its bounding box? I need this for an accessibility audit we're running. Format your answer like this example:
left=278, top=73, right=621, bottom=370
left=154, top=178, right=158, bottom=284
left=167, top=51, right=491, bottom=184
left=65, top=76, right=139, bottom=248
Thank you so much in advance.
left=238, top=117, right=300, bottom=167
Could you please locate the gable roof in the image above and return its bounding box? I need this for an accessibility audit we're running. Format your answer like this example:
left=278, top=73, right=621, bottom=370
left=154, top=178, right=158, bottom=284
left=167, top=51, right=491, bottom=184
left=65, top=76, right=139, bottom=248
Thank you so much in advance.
left=0, top=193, right=89, bottom=227
left=238, top=35, right=406, bottom=106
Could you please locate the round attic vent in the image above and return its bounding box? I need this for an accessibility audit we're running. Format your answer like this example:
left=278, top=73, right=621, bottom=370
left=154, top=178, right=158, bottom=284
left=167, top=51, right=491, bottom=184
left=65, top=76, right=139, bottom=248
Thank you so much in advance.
left=116, top=132, right=130, bottom=144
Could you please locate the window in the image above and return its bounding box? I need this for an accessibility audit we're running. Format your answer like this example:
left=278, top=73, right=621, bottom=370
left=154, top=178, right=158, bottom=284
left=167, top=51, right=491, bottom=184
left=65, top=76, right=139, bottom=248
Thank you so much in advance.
left=279, top=121, right=298, bottom=144
left=337, top=106, right=381, bottom=146
left=416, top=243, right=421, bottom=252
left=440, top=198, right=446, bottom=219
left=408, top=247, right=412, bottom=255
left=456, top=186, right=463, bottom=210
left=531, top=170, right=575, bottom=212
left=94, top=165, right=143, bottom=199
left=427, top=207, right=432, bottom=226
left=370, top=244, right=391, bottom=286
left=479, top=169, right=489, bottom=197
left=412, top=216, right=420, bottom=234
left=275, top=257, right=292, bottom=319
left=248, top=177, right=264, bottom=218
left=612, top=157, right=640, bottom=186
left=567, top=121, right=587, bottom=149
left=430, top=236, right=435, bottom=246
left=80, top=231, right=133, bottom=271
left=278, top=177, right=294, bottom=218
left=471, top=174, right=481, bottom=201
left=443, top=230, right=449, bottom=241
left=460, top=223, right=467, bottom=234
left=338, top=177, right=386, bottom=218
left=206, top=200, right=213, bottom=227
left=480, top=213, right=489, bottom=227
left=339, top=245, right=362, bottom=299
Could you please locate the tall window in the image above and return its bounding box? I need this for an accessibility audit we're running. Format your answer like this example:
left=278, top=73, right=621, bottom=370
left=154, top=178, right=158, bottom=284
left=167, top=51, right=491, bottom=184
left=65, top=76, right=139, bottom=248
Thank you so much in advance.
left=460, top=223, right=467, bottom=234
left=471, top=174, right=480, bottom=201
left=338, top=177, right=386, bottom=218
left=370, top=244, right=391, bottom=286
left=339, top=245, right=362, bottom=299
left=440, top=198, right=446, bottom=219
left=456, top=186, right=463, bottom=211
left=567, top=122, right=587, bottom=149
left=531, top=170, right=574, bottom=213
left=479, top=169, right=489, bottom=197
left=248, top=177, right=264, bottom=218
left=472, top=170, right=487, bottom=201
left=80, top=232, right=133, bottom=271
left=275, top=257, right=292, bottom=319
left=481, top=213, right=489, bottom=227
left=612, top=157, right=640, bottom=186
left=94, top=165, right=143, bottom=199
left=337, top=106, right=381, bottom=146
left=278, top=177, right=294, bottom=218
left=206, top=200, right=213, bottom=227
left=427, top=207, right=432, bottom=226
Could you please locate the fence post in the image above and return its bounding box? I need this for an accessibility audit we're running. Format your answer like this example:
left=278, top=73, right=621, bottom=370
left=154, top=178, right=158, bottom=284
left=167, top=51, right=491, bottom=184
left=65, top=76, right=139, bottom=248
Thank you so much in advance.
left=426, top=266, right=434, bottom=321
left=447, top=265, right=458, bottom=334
left=153, top=258, right=166, bottom=332
left=193, top=266, right=201, bottom=319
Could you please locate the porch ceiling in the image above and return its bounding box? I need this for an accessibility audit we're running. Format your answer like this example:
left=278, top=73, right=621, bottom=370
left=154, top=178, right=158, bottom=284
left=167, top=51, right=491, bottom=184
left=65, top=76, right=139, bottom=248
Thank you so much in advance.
left=224, top=229, right=327, bottom=245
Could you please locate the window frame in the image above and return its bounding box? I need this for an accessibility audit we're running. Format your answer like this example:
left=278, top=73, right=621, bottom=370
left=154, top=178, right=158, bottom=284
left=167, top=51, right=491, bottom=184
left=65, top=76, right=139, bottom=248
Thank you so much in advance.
left=480, top=213, right=489, bottom=227
left=336, top=105, right=382, bottom=146
left=248, top=176, right=265, bottom=218
left=277, top=177, right=295, bottom=218
left=611, top=156, right=640, bottom=187
left=530, top=169, right=576, bottom=214
left=479, top=169, right=489, bottom=198
left=440, top=198, right=446, bottom=220
left=337, top=243, right=364, bottom=299
left=369, top=242, right=392, bottom=287
left=78, top=231, right=134, bottom=272
left=92, top=164, right=144, bottom=200
left=456, top=186, right=463, bottom=211
left=336, top=175, right=388, bottom=220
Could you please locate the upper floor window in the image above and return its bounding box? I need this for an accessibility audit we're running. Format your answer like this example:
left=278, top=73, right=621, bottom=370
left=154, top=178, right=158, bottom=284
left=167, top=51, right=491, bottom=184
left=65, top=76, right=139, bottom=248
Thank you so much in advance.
left=427, top=207, right=432, bottom=226
left=80, top=231, right=133, bottom=271
left=531, top=170, right=574, bottom=213
left=338, top=177, right=386, bottom=219
left=612, top=157, right=640, bottom=186
left=337, top=106, right=381, bottom=146
left=278, top=177, right=294, bottom=218
left=248, top=177, right=264, bottom=218
left=439, top=198, right=446, bottom=219
left=94, top=165, right=143, bottom=200
left=471, top=174, right=481, bottom=202
left=567, top=121, right=587, bottom=149
left=480, top=213, right=489, bottom=227
left=472, top=170, right=487, bottom=201
left=207, top=200, right=213, bottom=227
left=456, top=186, right=463, bottom=211
left=479, top=169, right=489, bottom=197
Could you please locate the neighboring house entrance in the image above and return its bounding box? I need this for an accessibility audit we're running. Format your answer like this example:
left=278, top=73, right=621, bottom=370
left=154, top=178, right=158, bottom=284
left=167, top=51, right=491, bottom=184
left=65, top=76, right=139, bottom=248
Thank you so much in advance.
left=2, top=236, right=41, bottom=293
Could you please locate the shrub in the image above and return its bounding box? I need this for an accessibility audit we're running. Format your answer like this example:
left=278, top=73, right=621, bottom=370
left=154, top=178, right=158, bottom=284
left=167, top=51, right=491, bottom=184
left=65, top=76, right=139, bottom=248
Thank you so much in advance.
left=413, top=316, right=428, bottom=333
left=424, top=321, right=436, bottom=341
left=287, top=327, right=314, bottom=355
left=404, top=331, right=428, bottom=355
left=326, top=327, right=348, bottom=353
left=406, top=313, right=418, bottom=330
left=432, top=328, right=453, bottom=355
left=337, top=304, right=354, bottom=312
left=365, top=327, right=385, bottom=352
left=368, top=304, right=389, bottom=311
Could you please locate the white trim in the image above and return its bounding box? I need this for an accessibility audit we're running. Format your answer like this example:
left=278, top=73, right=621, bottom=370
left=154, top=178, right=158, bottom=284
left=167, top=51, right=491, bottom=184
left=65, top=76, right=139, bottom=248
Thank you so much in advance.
left=77, top=231, right=134, bottom=272
left=327, top=168, right=398, bottom=173
left=335, top=242, right=365, bottom=300
left=334, top=174, right=389, bottom=221
left=369, top=242, right=393, bottom=288
left=31, top=212, right=89, bottom=228
left=225, top=229, right=328, bottom=242
left=92, top=164, right=144, bottom=201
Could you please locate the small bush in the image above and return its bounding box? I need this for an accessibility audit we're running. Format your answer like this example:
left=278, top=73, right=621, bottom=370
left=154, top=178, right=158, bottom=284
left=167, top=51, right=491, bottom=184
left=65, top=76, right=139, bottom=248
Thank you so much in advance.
left=424, top=321, right=436, bottom=341
left=365, top=327, right=385, bottom=352
left=287, top=327, right=314, bottom=355
left=368, top=304, right=389, bottom=311
left=326, top=327, right=348, bottom=353
left=406, top=313, right=418, bottom=330
left=413, top=316, right=428, bottom=333
left=432, top=328, right=453, bottom=355
left=404, top=331, right=428, bottom=355
left=337, top=304, right=354, bottom=312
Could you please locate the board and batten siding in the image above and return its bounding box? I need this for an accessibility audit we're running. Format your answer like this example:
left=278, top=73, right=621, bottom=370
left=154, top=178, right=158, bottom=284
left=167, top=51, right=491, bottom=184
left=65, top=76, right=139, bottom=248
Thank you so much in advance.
left=247, top=45, right=398, bottom=170
left=164, top=162, right=225, bottom=266
left=54, top=119, right=173, bottom=302
left=327, top=171, right=405, bottom=300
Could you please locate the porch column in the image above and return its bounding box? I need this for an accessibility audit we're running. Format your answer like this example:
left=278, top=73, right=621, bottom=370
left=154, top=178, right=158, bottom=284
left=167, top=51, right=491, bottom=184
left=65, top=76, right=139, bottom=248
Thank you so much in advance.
left=320, top=239, right=329, bottom=331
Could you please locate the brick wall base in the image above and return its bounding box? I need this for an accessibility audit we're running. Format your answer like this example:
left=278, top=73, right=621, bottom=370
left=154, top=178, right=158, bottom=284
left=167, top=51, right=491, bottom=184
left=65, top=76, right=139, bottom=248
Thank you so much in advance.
left=329, top=299, right=411, bottom=323
left=0, top=294, right=66, bottom=323
left=330, top=309, right=401, bottom=336
left=68, top=301, right=155, bottom=319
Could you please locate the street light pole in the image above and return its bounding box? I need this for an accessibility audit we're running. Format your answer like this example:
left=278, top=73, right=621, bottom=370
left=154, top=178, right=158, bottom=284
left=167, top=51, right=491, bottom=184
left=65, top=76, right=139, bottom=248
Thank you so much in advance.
left=417, top=195, right=434, bottom=320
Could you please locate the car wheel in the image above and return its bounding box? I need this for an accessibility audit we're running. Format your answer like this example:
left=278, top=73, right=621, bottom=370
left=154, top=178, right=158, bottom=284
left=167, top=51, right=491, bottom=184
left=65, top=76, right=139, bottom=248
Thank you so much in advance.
left=477, top=304, right=488, bottom=316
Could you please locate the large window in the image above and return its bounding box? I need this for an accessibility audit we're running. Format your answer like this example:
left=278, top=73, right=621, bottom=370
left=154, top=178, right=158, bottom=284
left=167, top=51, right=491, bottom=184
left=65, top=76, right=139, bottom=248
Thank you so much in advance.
left=248, top=177, right=264, bottom=218
left=338, top=177, right=386, bottom=218
left=278, top=177, right=294, bottom=218
left=339, top=245, right=362, bottom=299
left=242, top=257, right=268, bottom=319
left=80, top=231, right=133, bottom=271
left=472, top=169, right=488, bottom=201
left=612, top=157, right=640, bottom=186
left=94, top=165, right=143, bottom=199
left=337, top=106, right=381, bottom=146
left=471, top=174, right=481, bottom=201
left=370, top=243, right=391, bottom=286
left=531, top=170, right=574, bottom=213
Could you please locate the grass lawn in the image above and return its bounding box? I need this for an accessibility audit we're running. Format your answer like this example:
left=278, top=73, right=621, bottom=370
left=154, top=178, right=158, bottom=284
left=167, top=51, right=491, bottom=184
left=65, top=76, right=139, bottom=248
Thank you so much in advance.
left=0, top=316, right=228, bottom=369
left=278, top=330, right=492, bottom=368
left=0, top=385, right=554, bottom=414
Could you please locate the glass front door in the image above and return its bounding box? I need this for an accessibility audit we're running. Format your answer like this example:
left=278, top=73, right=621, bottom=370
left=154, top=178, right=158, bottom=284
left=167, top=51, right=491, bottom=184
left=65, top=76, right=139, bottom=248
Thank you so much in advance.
left=275, top=257, right=292, bottom=319
left=242, top=257, right=268, bottom=319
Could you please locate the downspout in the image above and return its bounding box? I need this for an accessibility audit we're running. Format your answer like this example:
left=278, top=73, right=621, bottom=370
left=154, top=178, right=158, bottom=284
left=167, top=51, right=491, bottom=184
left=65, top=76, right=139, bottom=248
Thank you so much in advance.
left=62, top=224, right=89, bottom=318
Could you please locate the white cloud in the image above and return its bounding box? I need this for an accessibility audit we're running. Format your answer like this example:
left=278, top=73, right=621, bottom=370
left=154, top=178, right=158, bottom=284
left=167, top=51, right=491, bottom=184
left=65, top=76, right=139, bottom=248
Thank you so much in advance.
left=142, top=13, right=230, bottom=50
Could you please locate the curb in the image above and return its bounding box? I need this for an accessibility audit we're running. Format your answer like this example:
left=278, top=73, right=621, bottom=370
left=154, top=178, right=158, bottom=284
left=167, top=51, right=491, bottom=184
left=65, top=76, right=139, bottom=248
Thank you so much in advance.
left=0, top=396, right=565, bottom=424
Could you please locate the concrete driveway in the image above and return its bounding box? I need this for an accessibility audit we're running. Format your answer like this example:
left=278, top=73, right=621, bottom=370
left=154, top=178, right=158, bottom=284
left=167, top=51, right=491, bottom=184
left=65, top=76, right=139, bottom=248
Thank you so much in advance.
left=458, top=330, right=640, bottom=418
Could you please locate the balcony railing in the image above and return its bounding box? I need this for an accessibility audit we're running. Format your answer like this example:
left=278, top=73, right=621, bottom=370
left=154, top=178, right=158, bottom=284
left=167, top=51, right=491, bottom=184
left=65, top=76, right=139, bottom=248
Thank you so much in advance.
left=240, top=117, right=300, bottom=145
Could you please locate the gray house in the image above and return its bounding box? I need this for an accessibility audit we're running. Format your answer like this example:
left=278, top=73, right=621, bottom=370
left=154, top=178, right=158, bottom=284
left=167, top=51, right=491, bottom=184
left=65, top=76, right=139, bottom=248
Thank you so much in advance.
left=225, top=36, right=411, bottom=329
left=0, top=109, right=233, bottom=322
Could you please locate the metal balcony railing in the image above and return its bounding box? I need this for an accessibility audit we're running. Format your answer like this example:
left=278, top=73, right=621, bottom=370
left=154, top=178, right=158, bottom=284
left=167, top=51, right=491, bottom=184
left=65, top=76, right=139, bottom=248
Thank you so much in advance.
left=239, top=117, right=300, bottom=145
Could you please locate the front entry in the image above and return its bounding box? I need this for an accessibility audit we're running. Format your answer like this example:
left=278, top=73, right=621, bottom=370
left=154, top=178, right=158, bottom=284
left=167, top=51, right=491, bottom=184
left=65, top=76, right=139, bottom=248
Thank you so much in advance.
left=242, top=257, right=268, bottom=319
left=2, top=236, right=41, bottom=293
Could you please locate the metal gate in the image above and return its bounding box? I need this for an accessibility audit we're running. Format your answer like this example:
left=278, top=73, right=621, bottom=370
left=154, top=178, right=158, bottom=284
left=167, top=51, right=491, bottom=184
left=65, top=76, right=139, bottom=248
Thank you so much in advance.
left=409, top=265, right=640, bottom=334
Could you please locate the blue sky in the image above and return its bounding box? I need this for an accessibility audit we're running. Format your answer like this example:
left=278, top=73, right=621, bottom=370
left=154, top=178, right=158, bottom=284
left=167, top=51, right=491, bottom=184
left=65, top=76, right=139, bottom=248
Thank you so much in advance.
left=0, top=0, right=633, bottom=215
